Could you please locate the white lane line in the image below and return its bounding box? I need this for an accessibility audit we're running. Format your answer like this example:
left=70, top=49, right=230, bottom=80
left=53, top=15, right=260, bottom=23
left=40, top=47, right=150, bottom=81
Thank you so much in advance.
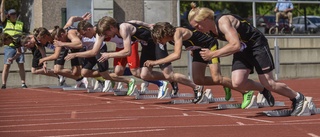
left=236, top=122, right=245, bottom=125
left=281, top=119, right=320, bottom=123
left=182, top=113, right=188, bottom=116
left=2, top=122, right=320, bottom=133
left=0, top=114, right=211, bottom=123
left=157, top=105, right=274, bottom=123
left=140, top=107, right=145, bottom=109
left=308, top=133, right=319, bottom=137
left=29, top=88, right=144, bottom=105
left=43, top=129, right=165, bottom=137
left=0, top=118, right=136, bottom=128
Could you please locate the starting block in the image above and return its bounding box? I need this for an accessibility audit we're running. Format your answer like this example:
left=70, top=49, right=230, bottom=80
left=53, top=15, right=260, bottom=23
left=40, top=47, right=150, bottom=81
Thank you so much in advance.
left=63, top=87, right=87, bottom=91
left=216, top=93, right=285, bottom=110
left=263, top=97, right=320, bottom=117
left=113, top=84, right=141, bottom=96
left=135, top=88, right=171, bottom=100
left=171, top=89, right=234, bottom=104
left=135, top=88, right=194, bottom=100
left=138, top=89, right=158, bottom=95
left=48, top=85, right=71, bottom=89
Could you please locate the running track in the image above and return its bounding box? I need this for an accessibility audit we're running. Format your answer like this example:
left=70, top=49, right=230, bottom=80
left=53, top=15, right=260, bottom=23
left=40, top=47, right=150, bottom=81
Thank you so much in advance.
left=0, top=78, right=319, bottom=137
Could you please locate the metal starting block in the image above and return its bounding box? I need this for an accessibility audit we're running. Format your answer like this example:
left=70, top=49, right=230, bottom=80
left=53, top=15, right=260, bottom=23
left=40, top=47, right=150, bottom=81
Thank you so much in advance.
left=135, top=88, right=194, bottom=100
left=135, top=88, right=171, bottom=100
left=171, top=89, right=234, bottom=104
left=263, top=97, right=320, bottom=117
left=113, top=85, right=141, bottom=96
left=138, top=90, right=158, bottom=95
left=216, top=93, right=285, bottom=110
left=63, top=87, right=87, bottom=91
left=48, top=85, right=71, bottom=89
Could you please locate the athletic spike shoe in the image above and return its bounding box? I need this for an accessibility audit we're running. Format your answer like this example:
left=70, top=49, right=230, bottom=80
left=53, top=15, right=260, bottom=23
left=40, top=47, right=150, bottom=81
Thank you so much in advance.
left=171, top=82, right=179, bottom=95
left=193, top=86, right=204, bottom=104
left=290, top=92, right=308, bottom=116
left=261, top=88, right=275, bottom=107
left=58, top=75, right=66, bottom=86
left=103, top=80, right=112, bottom=92
left=21, top=83, right=28, bottom=88
left=81, top=77, right=89, bottom=88
left=157, top=81, right=168, bottom=99
left=127, top=78, right=136, bottom=96
left=241, top=90, right=254, bottom=109
left=223, top=87, right=231, bottom=101
left=140, top=81, right=149, bottom=93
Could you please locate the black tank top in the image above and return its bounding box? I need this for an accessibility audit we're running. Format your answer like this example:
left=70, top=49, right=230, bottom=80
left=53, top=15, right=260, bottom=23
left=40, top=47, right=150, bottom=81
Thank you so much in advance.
left=65, top=26, right=77, bottom=33
left=212, top=14, right=264, bottom=47
left=30, top=36, right=45, bottom=59
left=117, top=23, right=153, bottom=46
left=182, top=28, right=217, bottom=50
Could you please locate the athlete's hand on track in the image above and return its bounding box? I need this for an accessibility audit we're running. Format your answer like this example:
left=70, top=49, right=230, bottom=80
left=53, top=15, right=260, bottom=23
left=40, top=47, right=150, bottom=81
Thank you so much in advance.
left=98, top=53, right=109, bottom=62
left=199, top=48, right=214, bottom=61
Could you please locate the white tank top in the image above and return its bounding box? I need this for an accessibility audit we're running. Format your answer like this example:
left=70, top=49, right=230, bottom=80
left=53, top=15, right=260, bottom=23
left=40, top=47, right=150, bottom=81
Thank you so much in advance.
left=109, top=35, right=124, bottom=48
left=81, top=36, right=105, bottom=50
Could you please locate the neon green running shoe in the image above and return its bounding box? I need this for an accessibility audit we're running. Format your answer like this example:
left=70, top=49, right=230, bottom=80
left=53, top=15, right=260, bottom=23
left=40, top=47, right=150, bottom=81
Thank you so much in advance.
left=111, top=81, right=116, bottom=88
left=241, top=90, right=254, bottom=109
left=127, top=78, right=136, bottom=95
left=224, top=87, right=232, bottom=101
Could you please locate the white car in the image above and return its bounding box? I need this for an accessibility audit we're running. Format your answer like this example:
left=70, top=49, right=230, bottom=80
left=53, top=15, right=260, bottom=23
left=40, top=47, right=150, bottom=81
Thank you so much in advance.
left=292, top=16, right=320, bottom=34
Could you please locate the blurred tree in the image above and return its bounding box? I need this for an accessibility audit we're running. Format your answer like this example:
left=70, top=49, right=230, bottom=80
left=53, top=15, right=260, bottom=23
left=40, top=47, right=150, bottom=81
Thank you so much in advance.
left=1, top=0, right=21, bottom=12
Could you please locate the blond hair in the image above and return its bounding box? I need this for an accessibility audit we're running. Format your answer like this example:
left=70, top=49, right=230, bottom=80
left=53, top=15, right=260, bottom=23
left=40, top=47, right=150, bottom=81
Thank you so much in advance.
left=96, top=16, right=117, bottom=36
left=188, top=2, right=215, bottom=22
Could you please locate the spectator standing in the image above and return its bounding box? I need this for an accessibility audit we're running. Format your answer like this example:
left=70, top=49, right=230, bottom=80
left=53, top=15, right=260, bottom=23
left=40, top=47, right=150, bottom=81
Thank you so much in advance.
left=1, top=0, right=27, bottom=89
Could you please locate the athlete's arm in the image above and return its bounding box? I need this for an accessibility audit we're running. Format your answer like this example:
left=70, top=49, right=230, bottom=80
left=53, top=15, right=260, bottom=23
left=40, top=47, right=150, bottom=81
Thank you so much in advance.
left=56, top=30, right=82, bottom=49
left=127, top=20, right=153, bottom=29
left=39, top=46, right=61, bottom=64
left=102, top=23, right=133, bottom=59
left=153, top=30, right=184, bottom=65
left=0, top=0, right=6, bottom=22
left=63, top=12, right=91, bottom=29
left=65, top=33, right=103, bottom=60
left=39, top=46, right=47, bottom=58
left=202, top=16, right=241, bottom=59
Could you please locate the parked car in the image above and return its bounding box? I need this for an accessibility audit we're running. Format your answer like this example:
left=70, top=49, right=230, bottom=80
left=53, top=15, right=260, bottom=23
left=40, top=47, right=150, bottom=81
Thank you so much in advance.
left=247, top=15, right=276, bottom=34
left=292, top=16, right=320, bottom=34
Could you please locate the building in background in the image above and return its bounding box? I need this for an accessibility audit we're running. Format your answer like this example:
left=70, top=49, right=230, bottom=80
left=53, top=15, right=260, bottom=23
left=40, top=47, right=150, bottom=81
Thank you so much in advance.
left=19, top=0, right=177, bottom=33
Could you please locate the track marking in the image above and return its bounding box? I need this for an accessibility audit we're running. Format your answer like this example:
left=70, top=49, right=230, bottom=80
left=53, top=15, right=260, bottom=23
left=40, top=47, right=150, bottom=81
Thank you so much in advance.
left=28, top=88, right=144, bottom=105
left=236, top=122, right=245, bottom=125
left=308, top=133, right=319, bottom=137
left=0, top=118, right=136, bottom=128
left=2, top=122, right=320, bottom=133
left=43, top=129, right=165, bottom=137
left=281, top=119, right=320, bottom=123
left=183, top=113, right=188, bottom=116
left=0, top=114, right=212, bottom=123
left=157, top=105, right=274, bottom=123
